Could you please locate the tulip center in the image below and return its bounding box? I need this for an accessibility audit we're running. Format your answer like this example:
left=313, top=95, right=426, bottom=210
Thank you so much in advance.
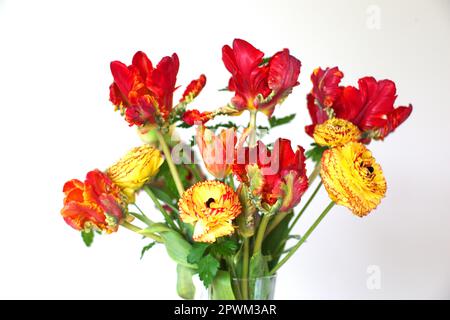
left=205, top=198, right=215, bottom=208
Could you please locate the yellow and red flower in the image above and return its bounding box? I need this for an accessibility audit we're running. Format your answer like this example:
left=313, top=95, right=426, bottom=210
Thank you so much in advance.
left=109, top=51, right=206, bottom=127
left=222, top=39, right=301, bottom=117
left=232, top=138, right=308, bottom=212
left=313, top=118, right=361, bottom=147
left=107, top=144, right=164, bottom=203
left=61, top=170, right=127, bottom=233
left=178, top=181, right=242, bottom=243
left=320, top=142, right=387, bottom=217
left=306, top=67, right=412, bottom=141
left=196, top=126, right=236, bottom=179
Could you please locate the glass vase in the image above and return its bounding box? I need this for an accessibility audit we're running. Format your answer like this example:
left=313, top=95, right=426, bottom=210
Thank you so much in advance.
left=208, top=274, right=277, bottom=300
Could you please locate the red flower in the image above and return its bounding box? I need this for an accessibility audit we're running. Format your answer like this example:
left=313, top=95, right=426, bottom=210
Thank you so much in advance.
left=222, top=39, right=301, bottom=117
left=180, top=74, right=207, bottom=104
left=306, top=67, right=413, bottom=141
left=61, top=170, right=126, bottom=233
left=109, top=51, right=205, bottom=127
left=232, top=138, right=308, bottom=212
left=182, top=109, right=213, bottom=126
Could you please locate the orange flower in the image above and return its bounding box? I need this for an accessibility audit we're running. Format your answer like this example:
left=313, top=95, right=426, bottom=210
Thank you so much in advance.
left=196, top=126, right=236, bottom=179
left=320, top=142, right=387, bottom=216
left=178, top=181, right=241, bottom=243
left=61, top=170, right=127, bottom=233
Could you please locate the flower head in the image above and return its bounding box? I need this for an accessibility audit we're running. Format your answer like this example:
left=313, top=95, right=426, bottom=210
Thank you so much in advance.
left=196, top=126, right=236, bottom=179
left=182, top=109, right=214, bottom=126
left=109, top=51, right=205, bottom=127
left=61, top=170, right=127, bottom=233
left=178, top=181, right=242, bottom=243
left=232, top=138, right=308, bottom=212
left=222, top=39, right=301, bottom=117
left=306, top=67, right=412, bottom=142
left=107, top=144, right=164, bottom=203
left=320, top=142, right=387, bottom=216
left=313, top=118, right=361, bottom=147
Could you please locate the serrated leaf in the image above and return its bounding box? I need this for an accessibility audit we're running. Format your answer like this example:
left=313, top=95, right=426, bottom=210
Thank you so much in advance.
left=268, top=113, right=296, bottom=128
left=140, top=242, right=156, bottom=260
left=198, top=255, right=220, bottom=287
left=187, top=243, right=210, bottom=264
left=81, top=230, right=94, bottom=247
left=205, top=121, right=238, bottom=131
left=210, top=239, right=238, bottom=257
left=305, top=143, right=328, bottom=163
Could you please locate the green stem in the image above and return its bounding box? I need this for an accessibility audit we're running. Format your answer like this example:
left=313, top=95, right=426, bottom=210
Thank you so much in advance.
left=129, top=212, right=154, bottom=226
left=308, top=162, right=321, bottom=186
left=228, top=175, right=235, bottom=190
left=248, top=110, right=257, bottom=147
left=287, top=181, right=323, bottom=235
left=269, top=201, right=335, bottom=275
left=242, top=238, right=250, bottom=300
left=226, top=257, right=242, bottom=300
left=156, top=130, right=185, bottom=197
left=253, top=214, right=271, bottom=255
left=121, top=221, right=164, bottom=243
left=143, top=185, right=180, bottom=232
left=265, top=211, right=290, bottom=237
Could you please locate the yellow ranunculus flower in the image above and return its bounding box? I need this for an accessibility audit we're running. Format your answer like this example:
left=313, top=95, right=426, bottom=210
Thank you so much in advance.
left=107, top=144, right=164, bottom=203
left=178, top=181, right=242, bottom=243
left=314, top=118, right=361, bottom=147
left=320, top=142, right=386, bottom=217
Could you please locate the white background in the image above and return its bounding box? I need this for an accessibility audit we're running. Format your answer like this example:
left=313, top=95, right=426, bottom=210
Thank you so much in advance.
left=0, top=0, right=449, bottom=299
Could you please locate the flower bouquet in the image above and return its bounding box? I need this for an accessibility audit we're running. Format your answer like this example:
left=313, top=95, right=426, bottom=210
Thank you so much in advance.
left=60, top=39, right=412, bottom=300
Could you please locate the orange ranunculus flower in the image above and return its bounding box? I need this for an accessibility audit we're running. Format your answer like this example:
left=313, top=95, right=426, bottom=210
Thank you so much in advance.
left=313, top=118, right=361, bottom=147
left=61, top=170, right=127, bottom=233
left=196, top=126, right=236, bottom=179
left=178, top=181, right=242, bottom=243
left=320, top=142, right=387, bottom=217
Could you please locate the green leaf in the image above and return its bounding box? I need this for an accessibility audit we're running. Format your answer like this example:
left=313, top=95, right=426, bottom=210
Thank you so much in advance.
left=205, top=121, right=238, bottom=131
left=177, top=122, right=193, bottom=128
left=176, top=264, right=196, bottom=300
left=268, top=113, right=296, bottom=128
left=81, top=230, right=94, bottom=247
left=210, top=239, right=238, bottom=257
left=198, top=255, right=220, bottom=287
left=263, top=212, right=293, bottom=270
left=249, top=252, right=269, bottom=279
left=187, top=243, right=210, bottom=264
left=305, top=143, right=328, bottom=163
left=140, top=242, right=156, bottom=260
left=210, top=270, right=236, bottom=300
left=160, top=230, right=196, bottom=268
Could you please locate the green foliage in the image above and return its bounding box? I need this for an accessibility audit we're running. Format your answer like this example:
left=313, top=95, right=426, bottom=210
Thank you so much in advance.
left=140, top=242, right=156, bottom=260
left=210, top=270, right=236, bottom=300
left=160, top=230, right=195, bottom=268
left=205, top=121, right=239, bottom=131
left=176, top=264, right=196, bottom=300
left=81, top=230, right=94, bottom=247
left=210, top=239, right=238, bottom=257
left=197, top=255, right=220, bottom=287
left=268, top=113, right=296, bottom=128
left=187, top=243, right=209, bottom=264
left=249, top=252, right=268, bottom=279
left=305, top=143, right=328, bottom=163
left=263, top=213, right=293, bottom=270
